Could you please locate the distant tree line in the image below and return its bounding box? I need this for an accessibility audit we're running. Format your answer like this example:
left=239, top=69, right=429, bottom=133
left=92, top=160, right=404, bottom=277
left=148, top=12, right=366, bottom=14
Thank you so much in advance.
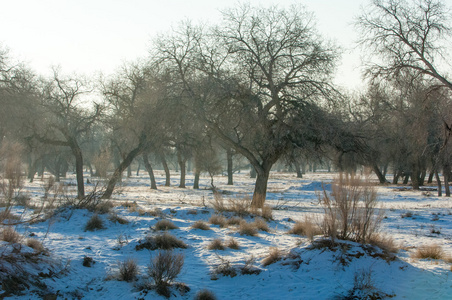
left=0, top=0, right=451, bottom=207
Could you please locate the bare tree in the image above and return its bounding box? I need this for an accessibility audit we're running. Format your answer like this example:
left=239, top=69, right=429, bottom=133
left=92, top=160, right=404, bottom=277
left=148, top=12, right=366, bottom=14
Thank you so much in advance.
left=36, top=68, right=101, bottom=199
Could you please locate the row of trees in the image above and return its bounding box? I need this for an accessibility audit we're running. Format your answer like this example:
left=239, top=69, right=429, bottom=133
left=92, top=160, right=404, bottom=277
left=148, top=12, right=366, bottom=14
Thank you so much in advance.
left=1, top=0, right=452, bottom=207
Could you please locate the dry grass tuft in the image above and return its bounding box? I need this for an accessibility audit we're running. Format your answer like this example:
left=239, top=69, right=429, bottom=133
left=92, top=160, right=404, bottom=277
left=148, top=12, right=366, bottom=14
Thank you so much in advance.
left=194, top=289, right=217, bottom=300
left=1, top=226, right=21, bottom=243
left=207, top=238, right=225, bottom=250
left=209, top=215, right=227, bottom=228
left=262, top=247, right=282, bottom=266
left=260, top=205, right=273, bottom=220
left=226, top=238, right=240, bottom=250
left=120, top=201, right=139, bottom=212
left=84, top=214, right=105, bottom=231
left=368, top=234, right=399, bottom=254
left=26, top=238, right=45, bottom=253
left=118, top=258, right=139, bottom=282
left=136, top=232, right=188, bottom=251
left=95, top=201, right=114, bottom=214
left=154, top=219, right=178, bottom=231
left=108, top=213, right=129, bottom=225
left=191, top=220, right=210, bottom=230
left=411, top=244, right=444, bottom=260
left=226, top=216, right=242, bottom=226
left=253, top=218, right=269, bottom=232
left=238, top=220, right=258, bottom=236
left=288, top=216, right=321, bottom=240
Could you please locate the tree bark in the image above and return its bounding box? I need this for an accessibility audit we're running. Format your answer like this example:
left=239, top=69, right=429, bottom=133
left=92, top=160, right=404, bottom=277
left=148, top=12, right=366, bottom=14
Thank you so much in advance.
left=250, top=166, right=256, bottom=178
left=251, top=166, right=271, bottom=208
left=372, top=164, right=387, bottom=184
left=177, top=151, right=186, bottom=188
left=435, top=171, right=442, bottom=197
left=227, top=148, right=233, bottom=185
left=160, top=152, right=170, bottom=187
left=142, top=153, right=157, bottom=190
left=444, top=164, right=451, bottom=197
left=295, top=163, right=303, bottom=178
left=193, top=169, right=200, bottom=189
left=70, top=141, right=85, bottom=199
left=427, top=170, right=434, bottom=184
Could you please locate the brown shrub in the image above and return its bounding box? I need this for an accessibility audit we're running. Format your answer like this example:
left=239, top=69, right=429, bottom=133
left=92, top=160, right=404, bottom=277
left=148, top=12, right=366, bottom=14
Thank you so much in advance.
left=228, top=197, right=252, bottom=217
left=411, top=244, right=444, bottom=260
left=260, top=205, right=273, bottom=220
left=95, top=201, right=114, bottom=214
left=136, top=233, right=187, bottom=251
left=1, top=226, right=21, bottom=243
left=253, top=218, right=269, bottom=232
left=262, top=247, right=282, bottom=266
left=191, top=221, right=210, bottom=230
left=154, top=219, right=178, bottom=231
left=26, top=238, right=45, bottom=253
left=238, top=220, right=258, bottom=236
left=84, top=214, right=105, bottom=231
left=209, top=215, right=227, bottom=228
left=108, top=213, right=129, bottom=225
left=226, top=216, right=243, bottom=226
left=288, top=216, right=321, bottom=240
left=368, top=234, right=399, bottom=254
left=226, top=238, right=240, bottom=250
left=207, top=239, right=225, bottom=251
left=148, top=250, right=184, bottom=297
left=194, top=289, right=217, bottom=300
left=118, top=258, right=139, bottom=282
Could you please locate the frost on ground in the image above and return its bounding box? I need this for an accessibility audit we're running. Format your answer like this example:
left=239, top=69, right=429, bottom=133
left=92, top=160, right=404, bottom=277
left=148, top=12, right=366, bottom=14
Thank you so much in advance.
left=1, top=171, right=451, bottom=299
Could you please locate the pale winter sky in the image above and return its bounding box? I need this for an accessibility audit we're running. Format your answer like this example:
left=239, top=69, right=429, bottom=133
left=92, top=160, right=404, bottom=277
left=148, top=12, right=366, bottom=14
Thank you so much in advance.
left=1, top=0, right=365, bottom=89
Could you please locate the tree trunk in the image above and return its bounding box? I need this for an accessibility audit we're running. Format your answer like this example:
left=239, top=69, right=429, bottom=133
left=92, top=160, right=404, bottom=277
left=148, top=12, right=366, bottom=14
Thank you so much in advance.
left=142, top=153, right=157, bottom=190
left=193, top=169, right=200, bottom=189
left=101, top=144, right=143, bottom=199
left=251, top=166, right=271, bottom=208
left=127, top=165, right=132, bottom=178
left=372, top=164, right=386, bottom=184
left=177, top=152, right=186, bottom=188
left=435, top=171, right=442, bottom=197
left=160, top=152, right=170, bottom=187
left=227, top=149, right=233, bottom=185
left=419, top=169, right=426, bottom=186
left=403, top=174, right=409, bottom=184
left=136, top=163, right=140, bottom=176
left=427, top=170, right=434, bottom=184
left=444, top=164, right=451, bottom=197
left=70, top=142, right=85, bottom=199
left=250, top=166, right=256, bottom=178
left=295, top=163, right=302, bottom=178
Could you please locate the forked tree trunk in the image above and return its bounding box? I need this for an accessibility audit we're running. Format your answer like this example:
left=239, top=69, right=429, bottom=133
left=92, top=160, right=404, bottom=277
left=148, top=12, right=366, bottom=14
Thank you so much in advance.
left=427, top=170, right=434, bottom=184
left=160, top=152, right=170, bottom=187
left=102, top=144, right=144, bottom=199
left=227, top=149, right=233, bottom=185
left=142, top=153, right=157, bottom=190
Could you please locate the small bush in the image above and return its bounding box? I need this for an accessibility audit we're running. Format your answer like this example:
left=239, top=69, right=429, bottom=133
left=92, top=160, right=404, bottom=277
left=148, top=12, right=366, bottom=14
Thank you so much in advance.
left=136, top=233, right=187, bottom=251
left=26, top=238, right=45, bottom=253
left=154, top=219, right=178, bottom=231
left=229, top=197, right=252, bottom=217
left=226, top=238, right=240, bottom=250
left=226, top=216, right=242, bottom=226
left=262, top=247, right=282, bottom=266
left=209, top=215, right=227, bottom=228
left=95, top=201, right=114, bottom=214
left=83, top=256, right=95, bottom=267
left=211, top=192, right=226, bottom=212
left=260, top=205, right=273, bottom=220
left=194, top=289, right=217, bottom=300
left=84, top=214, right=105, bottom=231
left=253, top=218, right=269, bottom=232
left=207, top=239, right=225, bottom=250
left=119, top=258, right=139, bottom=282
left=191, top=220, right=210, bottom=230
left=238, top=220, right=258, bottom=236
left=148, top=250, right=184, bottom=297
left=108, top=213, right=129, bottom=224
left=411, top=244, right=444, bottom=260
left=368, top=234, right=399, bottom=254
left=212, top=259, right=237, bottom=279
left=120, top=201, right=139, bottom=212
left=1, top=226, right=21, bottom=243
left=288, top=216, right=321, bottom=240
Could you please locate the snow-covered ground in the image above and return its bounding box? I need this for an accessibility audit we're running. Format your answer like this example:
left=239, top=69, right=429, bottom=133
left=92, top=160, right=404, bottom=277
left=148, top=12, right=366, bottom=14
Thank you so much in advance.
left=2, top=171, right=452, bottom=299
